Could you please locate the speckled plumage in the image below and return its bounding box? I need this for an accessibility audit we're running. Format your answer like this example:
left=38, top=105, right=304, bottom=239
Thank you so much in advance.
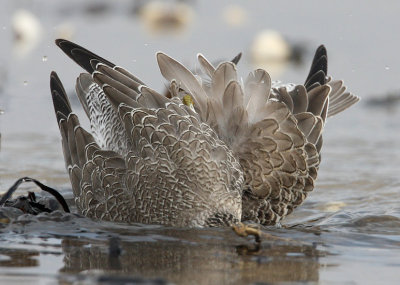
left=51, top=39, right=359, bottom=227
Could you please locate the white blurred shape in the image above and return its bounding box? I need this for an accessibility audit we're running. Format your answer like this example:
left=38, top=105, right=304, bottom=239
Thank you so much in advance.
left=54, top=22, right=75, bottom=41
left=139, top=1, right=194, bottom=35
left=222, top=4, right=247, bottom=27
left=323, top=201, right=347, bottom=212
left=12, top=9, right=43, bottom=58
left=250, top=30, right=291, bottom=78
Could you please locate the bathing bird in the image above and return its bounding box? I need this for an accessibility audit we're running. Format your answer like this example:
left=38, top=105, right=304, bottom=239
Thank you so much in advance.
left=50, top=39, right=359, bottom=227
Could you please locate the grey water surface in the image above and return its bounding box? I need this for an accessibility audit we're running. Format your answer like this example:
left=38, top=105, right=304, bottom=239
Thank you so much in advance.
left=0, top=1, right=400, bottom=284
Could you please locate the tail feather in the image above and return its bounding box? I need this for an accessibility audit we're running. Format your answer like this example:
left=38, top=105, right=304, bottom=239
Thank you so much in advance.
left=326, top=79, right=360, bottom=117
left=328, top=94, right=360, bottom=117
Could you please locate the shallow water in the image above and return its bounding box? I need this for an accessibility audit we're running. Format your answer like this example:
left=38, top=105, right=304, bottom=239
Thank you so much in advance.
left=1, top=1, right=400, bottom=284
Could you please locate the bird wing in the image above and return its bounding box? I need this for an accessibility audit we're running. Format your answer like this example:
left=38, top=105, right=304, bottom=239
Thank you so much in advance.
left=50, top=72, right=134, bottom=221
left=56, top=39, right=145, bottom=157
left=52, top=40, right=244, bottom=226
left=156, top=45, right=359, bottom=225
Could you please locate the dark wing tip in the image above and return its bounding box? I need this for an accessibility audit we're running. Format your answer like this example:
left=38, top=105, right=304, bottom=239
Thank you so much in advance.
left=305, top=45, right=328, bottom=90
left=55, top=38, right=116, bottom=74
left=50, top=71, right=72, bottom=122
left=50, top=71, right=68, bottom=100
left=55, top=38, right=65, bottom=47
left=231, top=52, right=242, bottom=65
left=315, top=45, right=327, bottom=59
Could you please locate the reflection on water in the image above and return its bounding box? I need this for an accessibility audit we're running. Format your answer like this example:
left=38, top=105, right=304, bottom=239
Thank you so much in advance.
left=1, top=0, right=400, bottom=284
left=0, top=205, right=399, bottom=284
left=0, top=248, right=39, bottom=267
left=60, top=230, right=323, bottom=284
left=0, top=213, right=326, bottom=284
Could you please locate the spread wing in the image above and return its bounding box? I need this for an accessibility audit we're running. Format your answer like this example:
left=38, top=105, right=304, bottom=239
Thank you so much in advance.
left=51, top=40, right=243, bottom=227
left=158, top=45, right=360, bottom=225
left=56, top=39, right=145, bottom=157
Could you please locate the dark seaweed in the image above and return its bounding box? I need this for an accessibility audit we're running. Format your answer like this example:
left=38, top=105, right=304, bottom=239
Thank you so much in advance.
left=0, top=177, right=70, bottom=213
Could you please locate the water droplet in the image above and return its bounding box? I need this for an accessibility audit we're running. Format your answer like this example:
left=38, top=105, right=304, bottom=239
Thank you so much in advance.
left=42, top=56, right=48, bottom=62
left=132, top=59, right=137, bottom=63
left=23, top=80, right=28, bottom=86
left=144, top=43, right=149, bottom=47
left=0, top=109, right=4, bottom=115
left=385, top=66, right=390, bottom=70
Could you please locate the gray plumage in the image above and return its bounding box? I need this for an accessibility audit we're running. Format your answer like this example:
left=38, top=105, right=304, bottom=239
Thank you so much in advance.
left=51, top=39, right=359, bottom=227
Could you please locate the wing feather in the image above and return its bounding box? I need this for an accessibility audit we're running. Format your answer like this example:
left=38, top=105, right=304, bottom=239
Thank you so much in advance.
left=197, top=53, right=215, bottom=78
left=244, top=69, right=271, bottom=118
left=157, top=52, right=208, bottom=115
left=211, top=62, right=237, bottom=100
